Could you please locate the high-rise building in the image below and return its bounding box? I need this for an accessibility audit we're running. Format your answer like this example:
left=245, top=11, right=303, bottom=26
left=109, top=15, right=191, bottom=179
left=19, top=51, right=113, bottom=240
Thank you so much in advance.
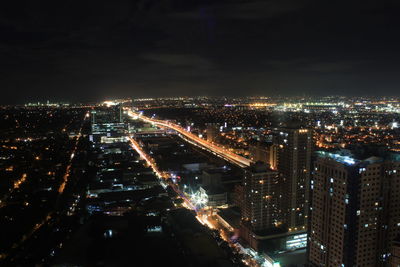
left=276, top=127, right=312, bottom=230
left=242, top=162, right=280, bottom=231
left=236, top=161, right=287, bottom=250
left=308, top=151, right=400, bottom=266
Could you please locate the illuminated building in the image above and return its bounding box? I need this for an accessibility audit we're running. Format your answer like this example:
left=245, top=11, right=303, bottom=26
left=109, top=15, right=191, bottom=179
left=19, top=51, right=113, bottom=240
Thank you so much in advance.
left=308, top=151, right=400, bottom=266
left=91, top=104, right=123, bottom=124
left=90, top=122, right=127, bottom=144
left=276, top=127, right=312, bottom=229
left=240, top=162, right=280, bottom=249
left=242, top=162, right=280, bottom=230
left=199, top=186, right=227, bottom=207
left=90, top=105, right=127, bottom=144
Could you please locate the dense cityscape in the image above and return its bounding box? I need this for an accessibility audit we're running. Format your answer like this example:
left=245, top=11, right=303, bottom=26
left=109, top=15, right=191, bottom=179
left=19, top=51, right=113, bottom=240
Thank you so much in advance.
left=0, top=96, right=399, bottom=266
left=2, top=1, right=400, bottom=266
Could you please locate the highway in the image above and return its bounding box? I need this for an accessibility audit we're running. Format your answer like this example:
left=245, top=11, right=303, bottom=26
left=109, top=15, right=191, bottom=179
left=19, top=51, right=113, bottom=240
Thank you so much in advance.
left=127, top=109, right=252, bottom=168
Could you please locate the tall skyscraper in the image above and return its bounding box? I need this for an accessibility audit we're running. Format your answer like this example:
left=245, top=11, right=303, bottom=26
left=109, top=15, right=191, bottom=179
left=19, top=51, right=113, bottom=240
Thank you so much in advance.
left=242, top=162, right=280, bottom=231
left=240, top=162, right=281, bottom=249
left=276, top=127, right=313, bottom=230
left=308, top=151, right=400, bottom=266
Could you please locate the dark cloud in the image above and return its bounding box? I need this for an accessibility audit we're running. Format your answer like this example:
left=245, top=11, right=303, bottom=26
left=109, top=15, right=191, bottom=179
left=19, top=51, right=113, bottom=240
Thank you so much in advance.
left=1, top=0, right=400, bottom=104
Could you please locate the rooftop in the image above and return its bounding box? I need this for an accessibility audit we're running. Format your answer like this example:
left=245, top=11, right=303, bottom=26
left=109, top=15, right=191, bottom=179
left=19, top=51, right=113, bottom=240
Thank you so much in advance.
left=317, top=147, right=400, bottom=166
left=316, top=151, right=360, bottom=166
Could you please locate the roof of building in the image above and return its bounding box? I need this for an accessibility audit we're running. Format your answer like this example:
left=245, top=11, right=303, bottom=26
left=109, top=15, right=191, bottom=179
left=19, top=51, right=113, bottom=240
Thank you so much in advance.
left=317, top=148, right=400, bottom=166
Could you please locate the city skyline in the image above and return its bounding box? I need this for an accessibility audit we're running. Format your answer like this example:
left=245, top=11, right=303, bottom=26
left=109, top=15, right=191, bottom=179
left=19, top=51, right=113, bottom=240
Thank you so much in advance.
left=1, top=97, right=400, bottom=266
left=2, top=1, right=400, bottom=266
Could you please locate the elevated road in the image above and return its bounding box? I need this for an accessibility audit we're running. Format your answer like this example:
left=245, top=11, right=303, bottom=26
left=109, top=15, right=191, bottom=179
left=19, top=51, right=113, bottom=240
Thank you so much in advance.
left=127, top=109, right=252, bottom=168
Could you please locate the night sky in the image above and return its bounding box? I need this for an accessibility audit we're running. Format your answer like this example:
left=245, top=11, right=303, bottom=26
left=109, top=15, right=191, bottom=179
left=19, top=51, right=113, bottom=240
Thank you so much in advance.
left=1, top=0, right=400, bottom=104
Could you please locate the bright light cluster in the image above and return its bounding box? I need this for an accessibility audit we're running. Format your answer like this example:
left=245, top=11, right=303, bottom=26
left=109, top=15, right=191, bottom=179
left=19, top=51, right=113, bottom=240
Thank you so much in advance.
left=190, top=190, right=208, bottom=208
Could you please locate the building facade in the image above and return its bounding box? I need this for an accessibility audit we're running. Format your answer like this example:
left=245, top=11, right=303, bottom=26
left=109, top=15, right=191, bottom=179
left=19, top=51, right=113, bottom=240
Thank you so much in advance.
left=308, top=151, right=400, bottom=266
left=242, top=162, right=280, bottom=231
left=276, top=127, right=312, bottom=230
